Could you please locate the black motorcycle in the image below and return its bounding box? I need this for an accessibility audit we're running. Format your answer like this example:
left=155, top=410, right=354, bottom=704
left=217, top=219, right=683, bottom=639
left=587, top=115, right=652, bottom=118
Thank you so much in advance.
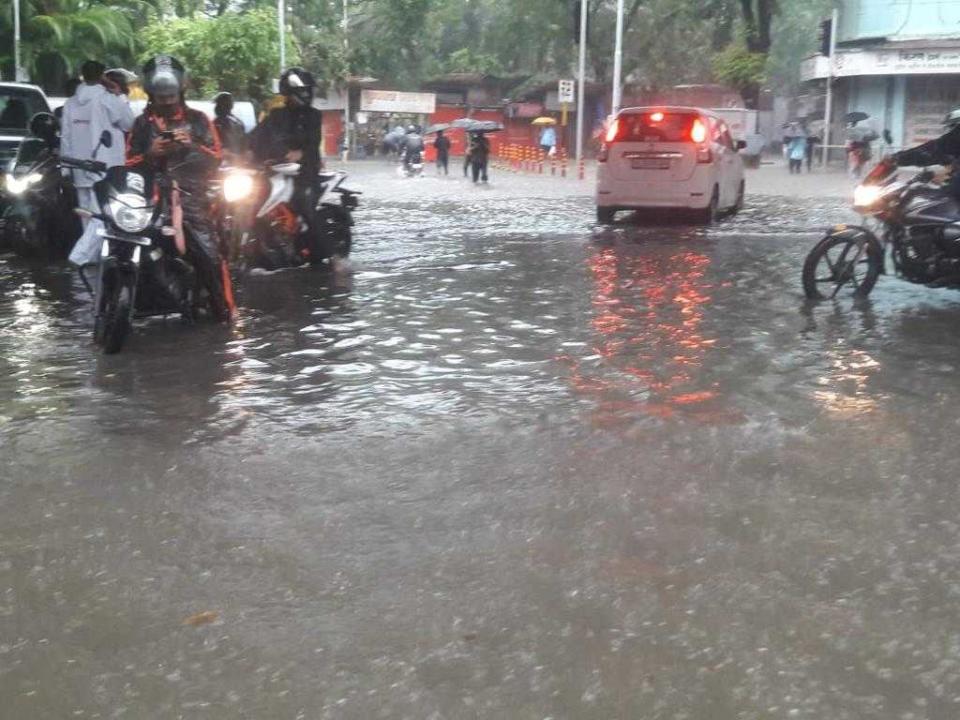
left=1, top=113, right=81, bottom=258
left=803, top=160, right=960, bottom=300
left=63, top=148, right=223, bottom=354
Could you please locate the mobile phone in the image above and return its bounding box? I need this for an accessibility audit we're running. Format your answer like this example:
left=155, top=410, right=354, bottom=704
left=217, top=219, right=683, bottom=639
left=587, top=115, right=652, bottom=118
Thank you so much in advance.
left=160, top=131, right=176, bottom=140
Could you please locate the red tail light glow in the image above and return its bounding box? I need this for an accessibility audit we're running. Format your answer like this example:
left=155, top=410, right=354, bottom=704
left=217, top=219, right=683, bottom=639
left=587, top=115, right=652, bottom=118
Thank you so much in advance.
left=691, top=118, right=707, bottom=144
left=605, top=118, right=620, bottom=143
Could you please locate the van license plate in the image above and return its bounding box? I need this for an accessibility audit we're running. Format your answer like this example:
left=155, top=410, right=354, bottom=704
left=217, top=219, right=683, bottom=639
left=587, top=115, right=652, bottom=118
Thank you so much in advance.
left=632, top=158, right=670, bottom=170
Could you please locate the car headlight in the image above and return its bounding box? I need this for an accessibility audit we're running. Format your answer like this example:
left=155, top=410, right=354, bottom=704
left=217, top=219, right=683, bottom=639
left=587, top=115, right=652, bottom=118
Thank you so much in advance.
left=109, top=193, right=152, bottom=233
left=5, top=172, right=42, bottom=195
left=223, top=172, right=254, bottom=202
left=853, top=184, right=883, bottom=208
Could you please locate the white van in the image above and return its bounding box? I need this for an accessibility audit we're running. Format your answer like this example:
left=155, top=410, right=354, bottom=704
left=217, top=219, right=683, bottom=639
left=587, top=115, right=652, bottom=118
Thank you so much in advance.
left=595, top=106, right=746, bottom=224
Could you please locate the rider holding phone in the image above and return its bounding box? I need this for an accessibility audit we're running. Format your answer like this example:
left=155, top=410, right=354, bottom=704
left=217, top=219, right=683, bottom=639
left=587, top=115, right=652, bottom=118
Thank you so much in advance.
left=126, top=55, right=233, bottom=321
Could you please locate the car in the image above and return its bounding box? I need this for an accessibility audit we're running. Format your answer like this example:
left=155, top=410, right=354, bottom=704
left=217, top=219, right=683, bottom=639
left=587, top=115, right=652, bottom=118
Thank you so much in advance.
left=0, top=83, right=51, bottom=170
left=129, top=99, right=257, bottom=133
left=595, top=106, right=746, bottom=224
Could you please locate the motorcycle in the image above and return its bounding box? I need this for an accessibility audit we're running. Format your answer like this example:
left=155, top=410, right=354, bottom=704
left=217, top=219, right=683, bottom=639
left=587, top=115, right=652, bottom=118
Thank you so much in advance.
left=400, top=147, right=424, bottom=177
left=1, top=113, right=81, bottom=258
left=64, top=146, right=227, bottom=353
left=222, top=163, right=359, bottom=272
left=802, top=160, right=960, bottom=300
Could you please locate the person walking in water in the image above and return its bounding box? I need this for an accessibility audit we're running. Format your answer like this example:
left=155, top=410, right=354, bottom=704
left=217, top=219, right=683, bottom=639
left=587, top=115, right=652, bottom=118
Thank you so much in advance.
left=433, top=129, right=450, bottom=176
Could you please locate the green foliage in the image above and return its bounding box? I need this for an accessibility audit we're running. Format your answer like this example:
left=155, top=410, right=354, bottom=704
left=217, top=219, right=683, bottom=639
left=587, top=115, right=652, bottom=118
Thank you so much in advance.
left=443, top=48, right=502, bottom=76
left=712, top=44, right=768, bottom=91
left=140, top=7, right=296, bottom=101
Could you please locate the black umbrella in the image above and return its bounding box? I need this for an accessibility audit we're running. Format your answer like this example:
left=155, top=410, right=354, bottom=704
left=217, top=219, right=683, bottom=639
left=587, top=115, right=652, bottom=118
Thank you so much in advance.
left=451, top=118, right=504, bottom=133
left=844, top=111, right=870, bottom=124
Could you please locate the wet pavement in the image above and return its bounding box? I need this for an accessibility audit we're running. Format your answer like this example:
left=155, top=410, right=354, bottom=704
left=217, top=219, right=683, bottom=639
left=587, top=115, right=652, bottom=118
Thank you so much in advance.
left=4, top=162, right=960, bottom=719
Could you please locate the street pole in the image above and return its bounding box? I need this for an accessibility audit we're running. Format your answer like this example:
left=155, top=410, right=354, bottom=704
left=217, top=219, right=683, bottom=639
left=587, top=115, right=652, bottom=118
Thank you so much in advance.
left=575, top=0, right=587, bottom=164
left=13, top=0, right=22, bottom=82
left=278, top=0, right=285, bottom=77
left=611, top=0, right=624, bottom=115
left=821, top=6, right=838, bottom=167
left=343, top=0, right=350, bottom=162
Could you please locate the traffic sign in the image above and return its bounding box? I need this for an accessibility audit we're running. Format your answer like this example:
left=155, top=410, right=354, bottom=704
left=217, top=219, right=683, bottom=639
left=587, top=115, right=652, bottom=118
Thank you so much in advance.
left=558, top=79, right=575, bottom=104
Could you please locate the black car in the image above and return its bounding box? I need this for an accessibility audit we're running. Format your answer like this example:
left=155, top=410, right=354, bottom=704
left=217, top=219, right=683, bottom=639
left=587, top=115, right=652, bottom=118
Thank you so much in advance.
left=0, top=83, right=52, bottom=227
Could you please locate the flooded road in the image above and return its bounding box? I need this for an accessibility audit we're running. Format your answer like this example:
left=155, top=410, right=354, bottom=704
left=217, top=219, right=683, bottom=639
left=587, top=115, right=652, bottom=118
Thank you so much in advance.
left=4, top=164, right=960, bottom=719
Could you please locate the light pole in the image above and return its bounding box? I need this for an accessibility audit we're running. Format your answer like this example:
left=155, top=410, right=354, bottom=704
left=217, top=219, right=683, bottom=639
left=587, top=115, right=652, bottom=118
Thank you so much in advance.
left=342, top=0, right=350, bottom=161
left=575, top=0, right=587, bottom=164
left=611, top=0, right=624, bottom=115
left=821, top=7, right=839, bottom=167
left=13, top=0, right=23, bottom=82
left=278, top=0, right=285, bottom=77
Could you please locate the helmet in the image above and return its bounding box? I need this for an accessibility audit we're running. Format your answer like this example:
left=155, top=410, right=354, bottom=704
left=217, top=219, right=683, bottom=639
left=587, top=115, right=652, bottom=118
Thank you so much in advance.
left=407, top=124, right=417, bottom=134
left=279, top=67, right=315, bottom=106
left=944, top=108, right=960, bottom=129
left=142, top=55, right=186, bottom=100
left=105, top=68, right=136, bottom=96
left=28, top=112, right=59, bottom=145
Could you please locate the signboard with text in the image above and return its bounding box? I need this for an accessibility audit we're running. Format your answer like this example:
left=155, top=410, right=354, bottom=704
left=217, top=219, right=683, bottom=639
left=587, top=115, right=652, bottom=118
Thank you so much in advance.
left=802, top=47, right=960, bottom=80
left=360, top=90, right=436, bottom=114
left=558, top=79, right=575, bottom=104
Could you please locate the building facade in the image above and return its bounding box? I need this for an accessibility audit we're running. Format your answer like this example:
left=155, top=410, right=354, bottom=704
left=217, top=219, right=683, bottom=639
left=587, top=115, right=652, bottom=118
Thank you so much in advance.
left=801, top=0, right=960, bottom=148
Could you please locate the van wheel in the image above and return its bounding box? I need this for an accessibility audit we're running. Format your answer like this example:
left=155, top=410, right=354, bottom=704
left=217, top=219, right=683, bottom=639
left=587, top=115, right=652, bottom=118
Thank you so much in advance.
left=597, top=207, right=616, bottom=224
left=730, top=181, right=745, bottom=216
left=697, top=188, right=719, bottom=225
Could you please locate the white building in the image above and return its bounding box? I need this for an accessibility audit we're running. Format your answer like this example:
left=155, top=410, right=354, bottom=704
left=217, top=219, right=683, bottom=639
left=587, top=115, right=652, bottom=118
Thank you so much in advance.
left=802, top=0, right=960, bottom=148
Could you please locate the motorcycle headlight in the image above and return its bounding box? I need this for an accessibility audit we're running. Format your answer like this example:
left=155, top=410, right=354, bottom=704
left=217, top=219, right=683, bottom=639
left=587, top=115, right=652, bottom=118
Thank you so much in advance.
left=853, top=184, right=882, bottom=208
left=5, top=172, right=42, bottom=195
left=223, top=172, right=254, bottom=202
left=109, top=193, right=152, bottom=233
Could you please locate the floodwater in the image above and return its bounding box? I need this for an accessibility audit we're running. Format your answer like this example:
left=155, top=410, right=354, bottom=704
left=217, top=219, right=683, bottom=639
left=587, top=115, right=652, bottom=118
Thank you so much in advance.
left=4, top=164, right=960, bottom=719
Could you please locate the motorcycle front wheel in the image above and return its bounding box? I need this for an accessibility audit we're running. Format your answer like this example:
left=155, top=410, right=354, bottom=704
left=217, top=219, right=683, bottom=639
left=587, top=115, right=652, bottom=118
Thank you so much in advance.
left=802, top=234, right=881, bottom=300
left=94, top=262, right=133, bottom=354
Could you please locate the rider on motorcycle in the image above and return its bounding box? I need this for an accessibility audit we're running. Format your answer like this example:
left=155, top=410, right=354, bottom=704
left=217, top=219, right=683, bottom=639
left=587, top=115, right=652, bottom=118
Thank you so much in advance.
left=213, top=92, right=246, bottom=161
left=401, top=125, right=424, bottom=168
left=890, top=108, right=960, bottom=200
left=248, top=68, right=339, bottom=262
left=125, top=54, right=234, bottom=321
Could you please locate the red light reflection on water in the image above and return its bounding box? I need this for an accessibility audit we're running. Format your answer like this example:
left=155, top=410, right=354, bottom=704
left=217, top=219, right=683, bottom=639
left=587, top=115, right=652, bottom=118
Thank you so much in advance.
left=563, top=246, right=737, bottom=423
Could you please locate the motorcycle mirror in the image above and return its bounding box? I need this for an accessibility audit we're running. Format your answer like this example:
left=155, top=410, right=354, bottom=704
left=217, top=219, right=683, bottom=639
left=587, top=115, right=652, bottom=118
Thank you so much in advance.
left=100, top=130, right=113, bottom=149
left=736, top=139, right=747, bottom=151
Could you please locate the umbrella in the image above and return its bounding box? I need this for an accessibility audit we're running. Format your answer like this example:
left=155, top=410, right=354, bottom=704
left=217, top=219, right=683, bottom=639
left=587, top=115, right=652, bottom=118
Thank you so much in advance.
left=424, top=123, right=451, bottom=135
left=451, top=118, right=504, bottom=133
left=531, top=116, right=557, bottom=126
left=844, top=111, right=870, bottom=124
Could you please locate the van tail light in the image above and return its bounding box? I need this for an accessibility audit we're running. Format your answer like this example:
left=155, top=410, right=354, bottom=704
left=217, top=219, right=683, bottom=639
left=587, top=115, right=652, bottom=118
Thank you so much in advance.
left=598, top=145, right=609, bottom=162
left=690, top=118, right=707, bottom=143
left=691, top=118, right=711, bottom=163
left=604, top=118, right=621, bottom=143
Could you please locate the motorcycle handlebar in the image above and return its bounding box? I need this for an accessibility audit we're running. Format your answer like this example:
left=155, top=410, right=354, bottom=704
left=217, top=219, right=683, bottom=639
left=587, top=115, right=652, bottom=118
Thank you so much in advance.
left=60, top=156, right=107, bottom=173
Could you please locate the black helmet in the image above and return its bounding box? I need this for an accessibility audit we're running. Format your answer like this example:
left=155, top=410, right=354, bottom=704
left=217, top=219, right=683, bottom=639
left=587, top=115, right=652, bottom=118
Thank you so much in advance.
left=29, top=112, right=59, bottom=145
left=279, top=67, right=315, bottom=106
left=944, top=108, right=960, bottom=130
left=142, top=55, right=186, bottom=99
left=406, top=124, right=417, bottom=134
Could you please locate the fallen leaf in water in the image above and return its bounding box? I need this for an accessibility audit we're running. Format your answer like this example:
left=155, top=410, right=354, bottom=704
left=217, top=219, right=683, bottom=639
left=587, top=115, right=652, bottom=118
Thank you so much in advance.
left=182, top=611, right=219, bottom=626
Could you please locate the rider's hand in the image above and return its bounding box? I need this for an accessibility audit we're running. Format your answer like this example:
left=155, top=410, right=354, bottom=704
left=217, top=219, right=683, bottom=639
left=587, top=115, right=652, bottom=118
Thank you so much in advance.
left=150, top=136, right=173, bottom=157
left=173, top=128, right=192, bottom=146
left=285, top=149, right=303, bottom=162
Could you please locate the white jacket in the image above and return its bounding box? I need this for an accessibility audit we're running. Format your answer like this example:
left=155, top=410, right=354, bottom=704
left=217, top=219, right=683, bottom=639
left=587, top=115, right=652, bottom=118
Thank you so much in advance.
left=60, top=83, right=135, bottom=187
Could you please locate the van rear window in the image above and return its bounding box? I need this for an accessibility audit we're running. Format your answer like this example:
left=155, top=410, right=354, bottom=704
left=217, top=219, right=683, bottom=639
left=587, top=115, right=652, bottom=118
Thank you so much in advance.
left=616, top=112, right=697, bottom=143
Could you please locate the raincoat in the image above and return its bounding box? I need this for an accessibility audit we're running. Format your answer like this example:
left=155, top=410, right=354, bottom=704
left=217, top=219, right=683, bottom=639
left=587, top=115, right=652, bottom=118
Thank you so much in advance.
left=60, top=83, right=135, bottom=187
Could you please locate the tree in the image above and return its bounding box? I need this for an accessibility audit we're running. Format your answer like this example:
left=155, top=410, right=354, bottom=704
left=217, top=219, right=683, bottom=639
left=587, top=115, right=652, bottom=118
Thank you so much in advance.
left=140, top=7, right=296, bottom=101
left=0, top=0, right=139, bottom=90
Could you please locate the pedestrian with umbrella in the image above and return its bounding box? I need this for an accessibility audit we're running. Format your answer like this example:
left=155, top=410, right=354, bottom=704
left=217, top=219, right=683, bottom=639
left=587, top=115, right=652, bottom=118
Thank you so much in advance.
left=533, top=116, right=557, bottom=156
left=783, top=122, right=807, bottom=174
left=844, top=112, right=878, bottom=178
left=433, top=128, right=451, bottom=176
